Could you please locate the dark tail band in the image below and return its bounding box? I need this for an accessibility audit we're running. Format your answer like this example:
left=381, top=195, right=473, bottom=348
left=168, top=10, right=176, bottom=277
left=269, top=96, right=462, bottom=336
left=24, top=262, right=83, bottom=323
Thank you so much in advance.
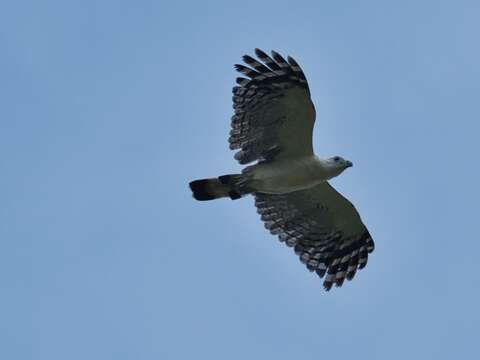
left=189, top=174, right=244, bottom=201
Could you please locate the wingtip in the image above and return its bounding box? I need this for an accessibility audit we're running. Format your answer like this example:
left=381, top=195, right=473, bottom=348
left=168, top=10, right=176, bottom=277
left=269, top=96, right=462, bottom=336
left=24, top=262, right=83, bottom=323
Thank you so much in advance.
left=323, top=282, right=333, bottom=291
left=287, top=55, right=299, bottom=66
left=254, top=48, right=267, bottom=57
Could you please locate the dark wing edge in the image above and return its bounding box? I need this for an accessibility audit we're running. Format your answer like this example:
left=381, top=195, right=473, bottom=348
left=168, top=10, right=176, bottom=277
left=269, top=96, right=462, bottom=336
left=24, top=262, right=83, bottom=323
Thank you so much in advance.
left=254, top=187, right=375, bottom=291
left=229, top=49, right=313, bottom=164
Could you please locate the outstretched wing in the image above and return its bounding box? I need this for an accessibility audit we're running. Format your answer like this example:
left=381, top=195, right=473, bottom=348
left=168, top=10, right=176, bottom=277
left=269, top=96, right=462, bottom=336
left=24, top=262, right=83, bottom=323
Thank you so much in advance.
left=255, top=183, right=374, bottom=290
left=229, top=49, right=316, bottom=164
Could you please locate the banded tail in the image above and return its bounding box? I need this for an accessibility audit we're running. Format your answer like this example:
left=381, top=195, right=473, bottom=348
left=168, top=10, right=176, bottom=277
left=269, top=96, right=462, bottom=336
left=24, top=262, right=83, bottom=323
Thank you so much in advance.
left=189, top=174, right=247, bottom=201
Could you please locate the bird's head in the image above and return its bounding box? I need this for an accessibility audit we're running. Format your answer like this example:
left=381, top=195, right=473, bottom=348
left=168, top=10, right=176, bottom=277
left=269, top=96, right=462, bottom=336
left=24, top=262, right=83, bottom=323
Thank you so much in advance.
left=326, top=156, right=353, bottom=177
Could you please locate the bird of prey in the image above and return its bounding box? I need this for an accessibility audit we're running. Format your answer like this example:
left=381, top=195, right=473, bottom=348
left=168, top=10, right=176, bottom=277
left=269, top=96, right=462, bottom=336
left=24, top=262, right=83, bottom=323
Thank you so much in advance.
left=189, top=49, right=374, bottom=291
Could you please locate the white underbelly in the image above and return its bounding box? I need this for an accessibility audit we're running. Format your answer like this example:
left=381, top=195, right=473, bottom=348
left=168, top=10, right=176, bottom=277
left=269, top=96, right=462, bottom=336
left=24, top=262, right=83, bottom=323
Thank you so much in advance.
left=249, top=157, right=328, bottom=194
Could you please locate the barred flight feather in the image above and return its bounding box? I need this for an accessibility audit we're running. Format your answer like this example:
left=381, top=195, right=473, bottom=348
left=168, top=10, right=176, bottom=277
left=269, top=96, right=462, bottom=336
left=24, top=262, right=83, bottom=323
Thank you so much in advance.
left=255, top=192, right=374, bottom=291
left=254, top=48, right=282, bottom=71
left=229, top=49, right=312, bottom=164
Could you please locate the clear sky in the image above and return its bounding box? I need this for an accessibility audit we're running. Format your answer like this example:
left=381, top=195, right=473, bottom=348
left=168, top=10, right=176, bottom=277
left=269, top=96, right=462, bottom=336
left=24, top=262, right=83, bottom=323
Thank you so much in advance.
left=2, top=1, right=480, bottom=359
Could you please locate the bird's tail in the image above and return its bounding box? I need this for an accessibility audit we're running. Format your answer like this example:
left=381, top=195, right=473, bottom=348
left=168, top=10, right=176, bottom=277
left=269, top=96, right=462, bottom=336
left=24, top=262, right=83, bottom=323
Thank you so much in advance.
left=189, top=174, right=248, bottom=201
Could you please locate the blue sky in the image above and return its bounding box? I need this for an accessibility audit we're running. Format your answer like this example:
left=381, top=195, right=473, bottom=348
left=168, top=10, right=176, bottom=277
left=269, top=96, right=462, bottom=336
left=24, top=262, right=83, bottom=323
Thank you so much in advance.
left=2, top=1, right=480, bottom=359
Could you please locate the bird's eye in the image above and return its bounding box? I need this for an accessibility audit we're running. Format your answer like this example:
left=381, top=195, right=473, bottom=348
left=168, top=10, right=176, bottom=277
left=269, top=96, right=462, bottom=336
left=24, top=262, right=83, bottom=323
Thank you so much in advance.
left=333, top=156, right=340, bottom=162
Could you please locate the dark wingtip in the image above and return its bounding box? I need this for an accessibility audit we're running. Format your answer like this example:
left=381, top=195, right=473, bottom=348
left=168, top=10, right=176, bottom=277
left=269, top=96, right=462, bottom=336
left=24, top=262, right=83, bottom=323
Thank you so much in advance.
left=270, top=50, right=284, bottom=61
left=287, top=55, right=298, bottom=66
left=323, top=281, right=333, bottom=291
left=242, top=54, right=256, bottom=63
left=254, top=48, right=268, bottom=57
left=316, top=268, right=326, bottom=278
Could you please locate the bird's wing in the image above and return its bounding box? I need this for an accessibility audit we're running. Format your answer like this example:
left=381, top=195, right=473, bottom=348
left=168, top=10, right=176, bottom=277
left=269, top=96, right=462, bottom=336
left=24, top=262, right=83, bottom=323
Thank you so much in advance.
left=254, top=182, right=374, bottom=290
left=229, top=49, right=316, bottom=164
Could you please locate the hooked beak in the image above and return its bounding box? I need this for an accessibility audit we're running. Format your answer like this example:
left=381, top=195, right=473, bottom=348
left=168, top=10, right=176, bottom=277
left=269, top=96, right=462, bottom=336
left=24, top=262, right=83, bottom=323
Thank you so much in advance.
left=345, top=161, right=353, bottom=168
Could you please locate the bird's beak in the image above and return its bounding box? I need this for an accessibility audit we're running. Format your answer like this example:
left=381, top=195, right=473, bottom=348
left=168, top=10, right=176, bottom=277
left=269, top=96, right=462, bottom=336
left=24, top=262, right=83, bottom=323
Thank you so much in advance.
left=346, top=161, right=353, bottom=168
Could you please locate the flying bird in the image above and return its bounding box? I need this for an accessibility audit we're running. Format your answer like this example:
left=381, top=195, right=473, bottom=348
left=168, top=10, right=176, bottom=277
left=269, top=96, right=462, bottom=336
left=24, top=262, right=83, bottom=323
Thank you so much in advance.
left=189, top=49, right=374, bottom=291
